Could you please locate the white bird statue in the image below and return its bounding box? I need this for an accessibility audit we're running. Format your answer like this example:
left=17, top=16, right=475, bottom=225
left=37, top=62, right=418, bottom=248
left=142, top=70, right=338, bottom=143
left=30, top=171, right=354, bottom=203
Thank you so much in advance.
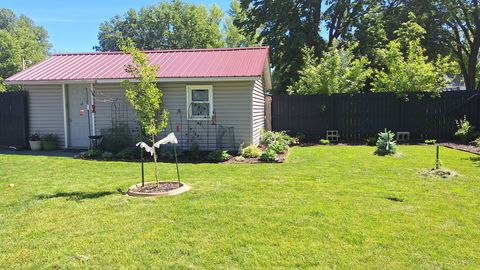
left=153, top=132, right=178, bottom=147
left=136, top=132, right=178, bottom=156
left=136, top=142, right=155, bottom=156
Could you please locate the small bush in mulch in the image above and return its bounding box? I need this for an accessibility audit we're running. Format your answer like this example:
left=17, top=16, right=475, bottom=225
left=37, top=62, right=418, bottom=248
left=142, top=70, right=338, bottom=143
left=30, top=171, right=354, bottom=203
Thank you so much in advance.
left=241, top=145, right=261, bottom=158
left=80, top=149, right=103, bottom=159
left=207, top=150, right=232, bottom=162
left=116, top=147, right=141, bottom=160
left=424, top=139, right=437, bottom=145
left=130, top=182, right=182, bottom=193
left=319, top=139, right=330, bottom=145
left=421, top=168, right=458, bottom=179
left=260, top=148, right=278, bottom=162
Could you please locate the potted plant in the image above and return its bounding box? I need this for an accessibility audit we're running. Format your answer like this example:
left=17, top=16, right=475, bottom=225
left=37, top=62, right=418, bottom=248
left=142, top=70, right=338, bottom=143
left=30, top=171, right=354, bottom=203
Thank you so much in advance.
left=29, top=133, right=42, bottom=151
left=41, top=134, right=58, bottom=150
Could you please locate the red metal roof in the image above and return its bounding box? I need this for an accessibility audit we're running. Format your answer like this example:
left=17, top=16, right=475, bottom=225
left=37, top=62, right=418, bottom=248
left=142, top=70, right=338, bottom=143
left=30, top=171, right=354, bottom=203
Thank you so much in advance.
left=6, top=47, right=270, bottom=83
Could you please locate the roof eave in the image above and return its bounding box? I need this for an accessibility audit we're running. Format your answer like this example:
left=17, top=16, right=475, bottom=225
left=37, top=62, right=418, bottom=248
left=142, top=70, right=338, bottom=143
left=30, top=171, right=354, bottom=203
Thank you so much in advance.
left=5, top=76, right=262, bottom=85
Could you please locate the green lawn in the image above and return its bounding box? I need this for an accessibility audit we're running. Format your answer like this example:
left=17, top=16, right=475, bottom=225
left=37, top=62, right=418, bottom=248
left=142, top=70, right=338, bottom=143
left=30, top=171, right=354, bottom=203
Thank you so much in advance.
left=1, top=146, right=479, bottom=269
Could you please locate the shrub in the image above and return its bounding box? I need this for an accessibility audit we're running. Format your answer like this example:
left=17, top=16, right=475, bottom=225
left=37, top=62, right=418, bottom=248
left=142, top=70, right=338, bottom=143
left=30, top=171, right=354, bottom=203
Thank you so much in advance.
left=454, top=116, right=478, bottom=142
left=319, top=139, right=330, bottom=145
left=158, top=145, right=183, bottom=160
left=475, top=137, right=480, bottom=146
left=268, top=141, right=288, bottom=154
left=424, top=139, right=437, bottom=145
left=42, top=134, right=58, bottom=142
left=260, top=130, right=295, bottom=148
left=101, top=151, right=114, bottom=159
left=80, top=149, right=103, bottom=159
left=295, top=133, right=306, bottom=143
left=207, top=150, right=232, bottom=162
left=116, top=147, right=140, bottom=160
left=375, top=129, right=397, bottom=156
left=190, top=143, right=200, bottom=160
left=100, top=125, right=133, bottom=154
left=241, top=145, right=261, bottom=158
left=260, top=148, right=278, bottom=162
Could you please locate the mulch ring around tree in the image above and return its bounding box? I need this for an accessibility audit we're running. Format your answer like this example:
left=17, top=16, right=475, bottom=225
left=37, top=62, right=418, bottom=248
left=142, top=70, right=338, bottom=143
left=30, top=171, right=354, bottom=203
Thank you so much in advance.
left=421, top=168, right=458, bottom=179
left=126, top=182, right=190, bottom=197
left=440, top=143, right=480, bottom=155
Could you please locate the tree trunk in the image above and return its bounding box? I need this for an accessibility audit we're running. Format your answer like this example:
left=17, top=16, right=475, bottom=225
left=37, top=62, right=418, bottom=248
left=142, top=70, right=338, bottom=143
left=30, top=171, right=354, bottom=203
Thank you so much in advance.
left=152, top=135, right=159, bottom=187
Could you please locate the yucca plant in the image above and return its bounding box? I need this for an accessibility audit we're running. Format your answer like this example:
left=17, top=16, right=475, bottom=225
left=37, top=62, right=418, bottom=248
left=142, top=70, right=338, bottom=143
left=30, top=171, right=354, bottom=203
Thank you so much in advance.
left=375, top=129, right=397, bottom=156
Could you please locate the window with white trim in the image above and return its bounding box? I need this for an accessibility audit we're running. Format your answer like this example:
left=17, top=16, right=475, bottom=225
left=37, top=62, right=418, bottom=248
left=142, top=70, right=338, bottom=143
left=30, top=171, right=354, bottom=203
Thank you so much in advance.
left=186, top=85, right=213, bottom=120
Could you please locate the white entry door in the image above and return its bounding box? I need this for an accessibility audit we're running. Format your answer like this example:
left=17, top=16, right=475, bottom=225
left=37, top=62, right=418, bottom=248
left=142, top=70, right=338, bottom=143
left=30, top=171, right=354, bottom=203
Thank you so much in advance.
left=68, top=84, right=90, bottom=148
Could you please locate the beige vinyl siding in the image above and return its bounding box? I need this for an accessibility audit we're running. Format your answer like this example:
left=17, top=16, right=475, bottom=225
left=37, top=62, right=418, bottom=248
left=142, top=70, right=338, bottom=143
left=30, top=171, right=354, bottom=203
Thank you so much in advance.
left=93, top=84, right=139, bottom=136
left=251, top=79, right=265, bottom=145
left=25, top=85, right=66, bottom=147
left=24, top=80, right=255, bottom=150
left=158, top=81, right=252, bottom=151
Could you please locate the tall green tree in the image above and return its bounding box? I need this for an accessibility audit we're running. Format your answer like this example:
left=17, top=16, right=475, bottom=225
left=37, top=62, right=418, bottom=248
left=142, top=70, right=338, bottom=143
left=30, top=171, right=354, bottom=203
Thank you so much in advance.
left=439, top=0, right=480, bottom=90
left=371, top=13, right=456, bottom=95
left=237, top=0, right=325, bottom=93
left=96, top=0, right=225, bottom=51
left=224, top=0, right=259, bottom=47
left=0, top=9, right=50, bottom=92
left=288, top=42, right=372, bottom=95
left=237, top=0, right=366, bottom=93
left=324, top=0, right=366, bottom=46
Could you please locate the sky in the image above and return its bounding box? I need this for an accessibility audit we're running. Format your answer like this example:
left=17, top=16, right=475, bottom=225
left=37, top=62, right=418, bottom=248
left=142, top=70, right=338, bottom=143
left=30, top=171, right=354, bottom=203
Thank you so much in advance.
left=1, top=0, right=231, bottom=53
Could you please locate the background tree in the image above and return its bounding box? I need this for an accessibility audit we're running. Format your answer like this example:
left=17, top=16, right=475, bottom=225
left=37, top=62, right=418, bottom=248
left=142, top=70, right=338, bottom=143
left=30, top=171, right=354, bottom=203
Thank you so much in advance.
left=224, top=0, right=259, bottom=47
left=439, top=0, right=480, bottom=90
left=96, top=0, right=225, bottom=51
left=238, top=0, right=325, bottom=94
left=287, top=42, right=372, bottom=95
left=121, top=39, right=169, bottom=186
left=371, top=14, right=456, bottom=95
left=324, top=0, right=366, bottom=46
left=237, top=0, right=367, bottom=93
left=0, top=8, right=50, bottom=92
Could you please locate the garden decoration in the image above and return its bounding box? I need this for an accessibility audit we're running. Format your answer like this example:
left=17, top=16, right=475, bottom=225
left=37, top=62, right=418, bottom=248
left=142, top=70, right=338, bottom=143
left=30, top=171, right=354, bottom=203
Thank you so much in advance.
left=136, top=132, right=181, bottom=185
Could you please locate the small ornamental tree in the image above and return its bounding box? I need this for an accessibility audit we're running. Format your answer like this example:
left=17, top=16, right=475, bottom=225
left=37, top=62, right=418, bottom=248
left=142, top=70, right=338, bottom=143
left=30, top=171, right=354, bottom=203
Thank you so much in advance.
left=121, top=39, right=169, bottom=186
left=375, top=129, right=397, bottom=156
left=287, top=41, right=372, bottom=95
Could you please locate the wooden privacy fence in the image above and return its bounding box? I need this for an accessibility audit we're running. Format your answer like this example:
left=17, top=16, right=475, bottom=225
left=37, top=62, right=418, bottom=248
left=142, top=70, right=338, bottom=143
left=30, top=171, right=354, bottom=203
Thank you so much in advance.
left=272, top=91, right=480, bottom=141
left=0, top=91, right=28, bottom=148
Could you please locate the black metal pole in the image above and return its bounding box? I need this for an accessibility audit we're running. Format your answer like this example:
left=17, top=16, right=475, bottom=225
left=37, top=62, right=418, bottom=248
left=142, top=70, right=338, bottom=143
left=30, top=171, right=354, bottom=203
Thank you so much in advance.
left=436, top=145, right=440, bottom=170
left=140, top=128, right=145, bottom=187
left=141, top=148, right=144, bottom=187
left=173, top=144, right=181, bottom=186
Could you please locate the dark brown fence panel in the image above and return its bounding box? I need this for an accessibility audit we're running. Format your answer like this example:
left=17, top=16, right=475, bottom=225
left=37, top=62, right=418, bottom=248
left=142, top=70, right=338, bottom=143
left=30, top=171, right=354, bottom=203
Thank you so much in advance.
left=272, top=91, right=480, bottom=141
left=0, top=91, right=28, bottom=148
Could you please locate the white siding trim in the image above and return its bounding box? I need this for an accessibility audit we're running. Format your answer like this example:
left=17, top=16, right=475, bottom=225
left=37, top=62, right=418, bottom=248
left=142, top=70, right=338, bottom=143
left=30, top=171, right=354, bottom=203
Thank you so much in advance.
left=90, top=83, right=96, bottom=135
left=62, top=84, right=69, bottom=148
left=186, top=85, right=213, bottom=120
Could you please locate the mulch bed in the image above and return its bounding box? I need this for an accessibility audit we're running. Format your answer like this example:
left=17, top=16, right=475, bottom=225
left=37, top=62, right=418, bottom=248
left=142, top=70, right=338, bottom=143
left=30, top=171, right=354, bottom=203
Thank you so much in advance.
left=440, top=142, right=480, bottom=155
left=222, top=149, right=289, bottom=164
left=130, top=182, right=182, bottom=193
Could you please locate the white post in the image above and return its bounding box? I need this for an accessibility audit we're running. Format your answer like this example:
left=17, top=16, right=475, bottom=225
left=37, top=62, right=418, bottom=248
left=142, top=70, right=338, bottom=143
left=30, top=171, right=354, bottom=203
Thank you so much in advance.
left=90, top=83, right=96, bottom=135
left=62, top=84, right=69, bottom=148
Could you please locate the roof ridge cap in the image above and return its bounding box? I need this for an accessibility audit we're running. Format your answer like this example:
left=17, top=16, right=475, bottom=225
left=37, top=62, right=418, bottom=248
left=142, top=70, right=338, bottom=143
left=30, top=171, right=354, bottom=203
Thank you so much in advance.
left=52, top=46, right=269, bottom=56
